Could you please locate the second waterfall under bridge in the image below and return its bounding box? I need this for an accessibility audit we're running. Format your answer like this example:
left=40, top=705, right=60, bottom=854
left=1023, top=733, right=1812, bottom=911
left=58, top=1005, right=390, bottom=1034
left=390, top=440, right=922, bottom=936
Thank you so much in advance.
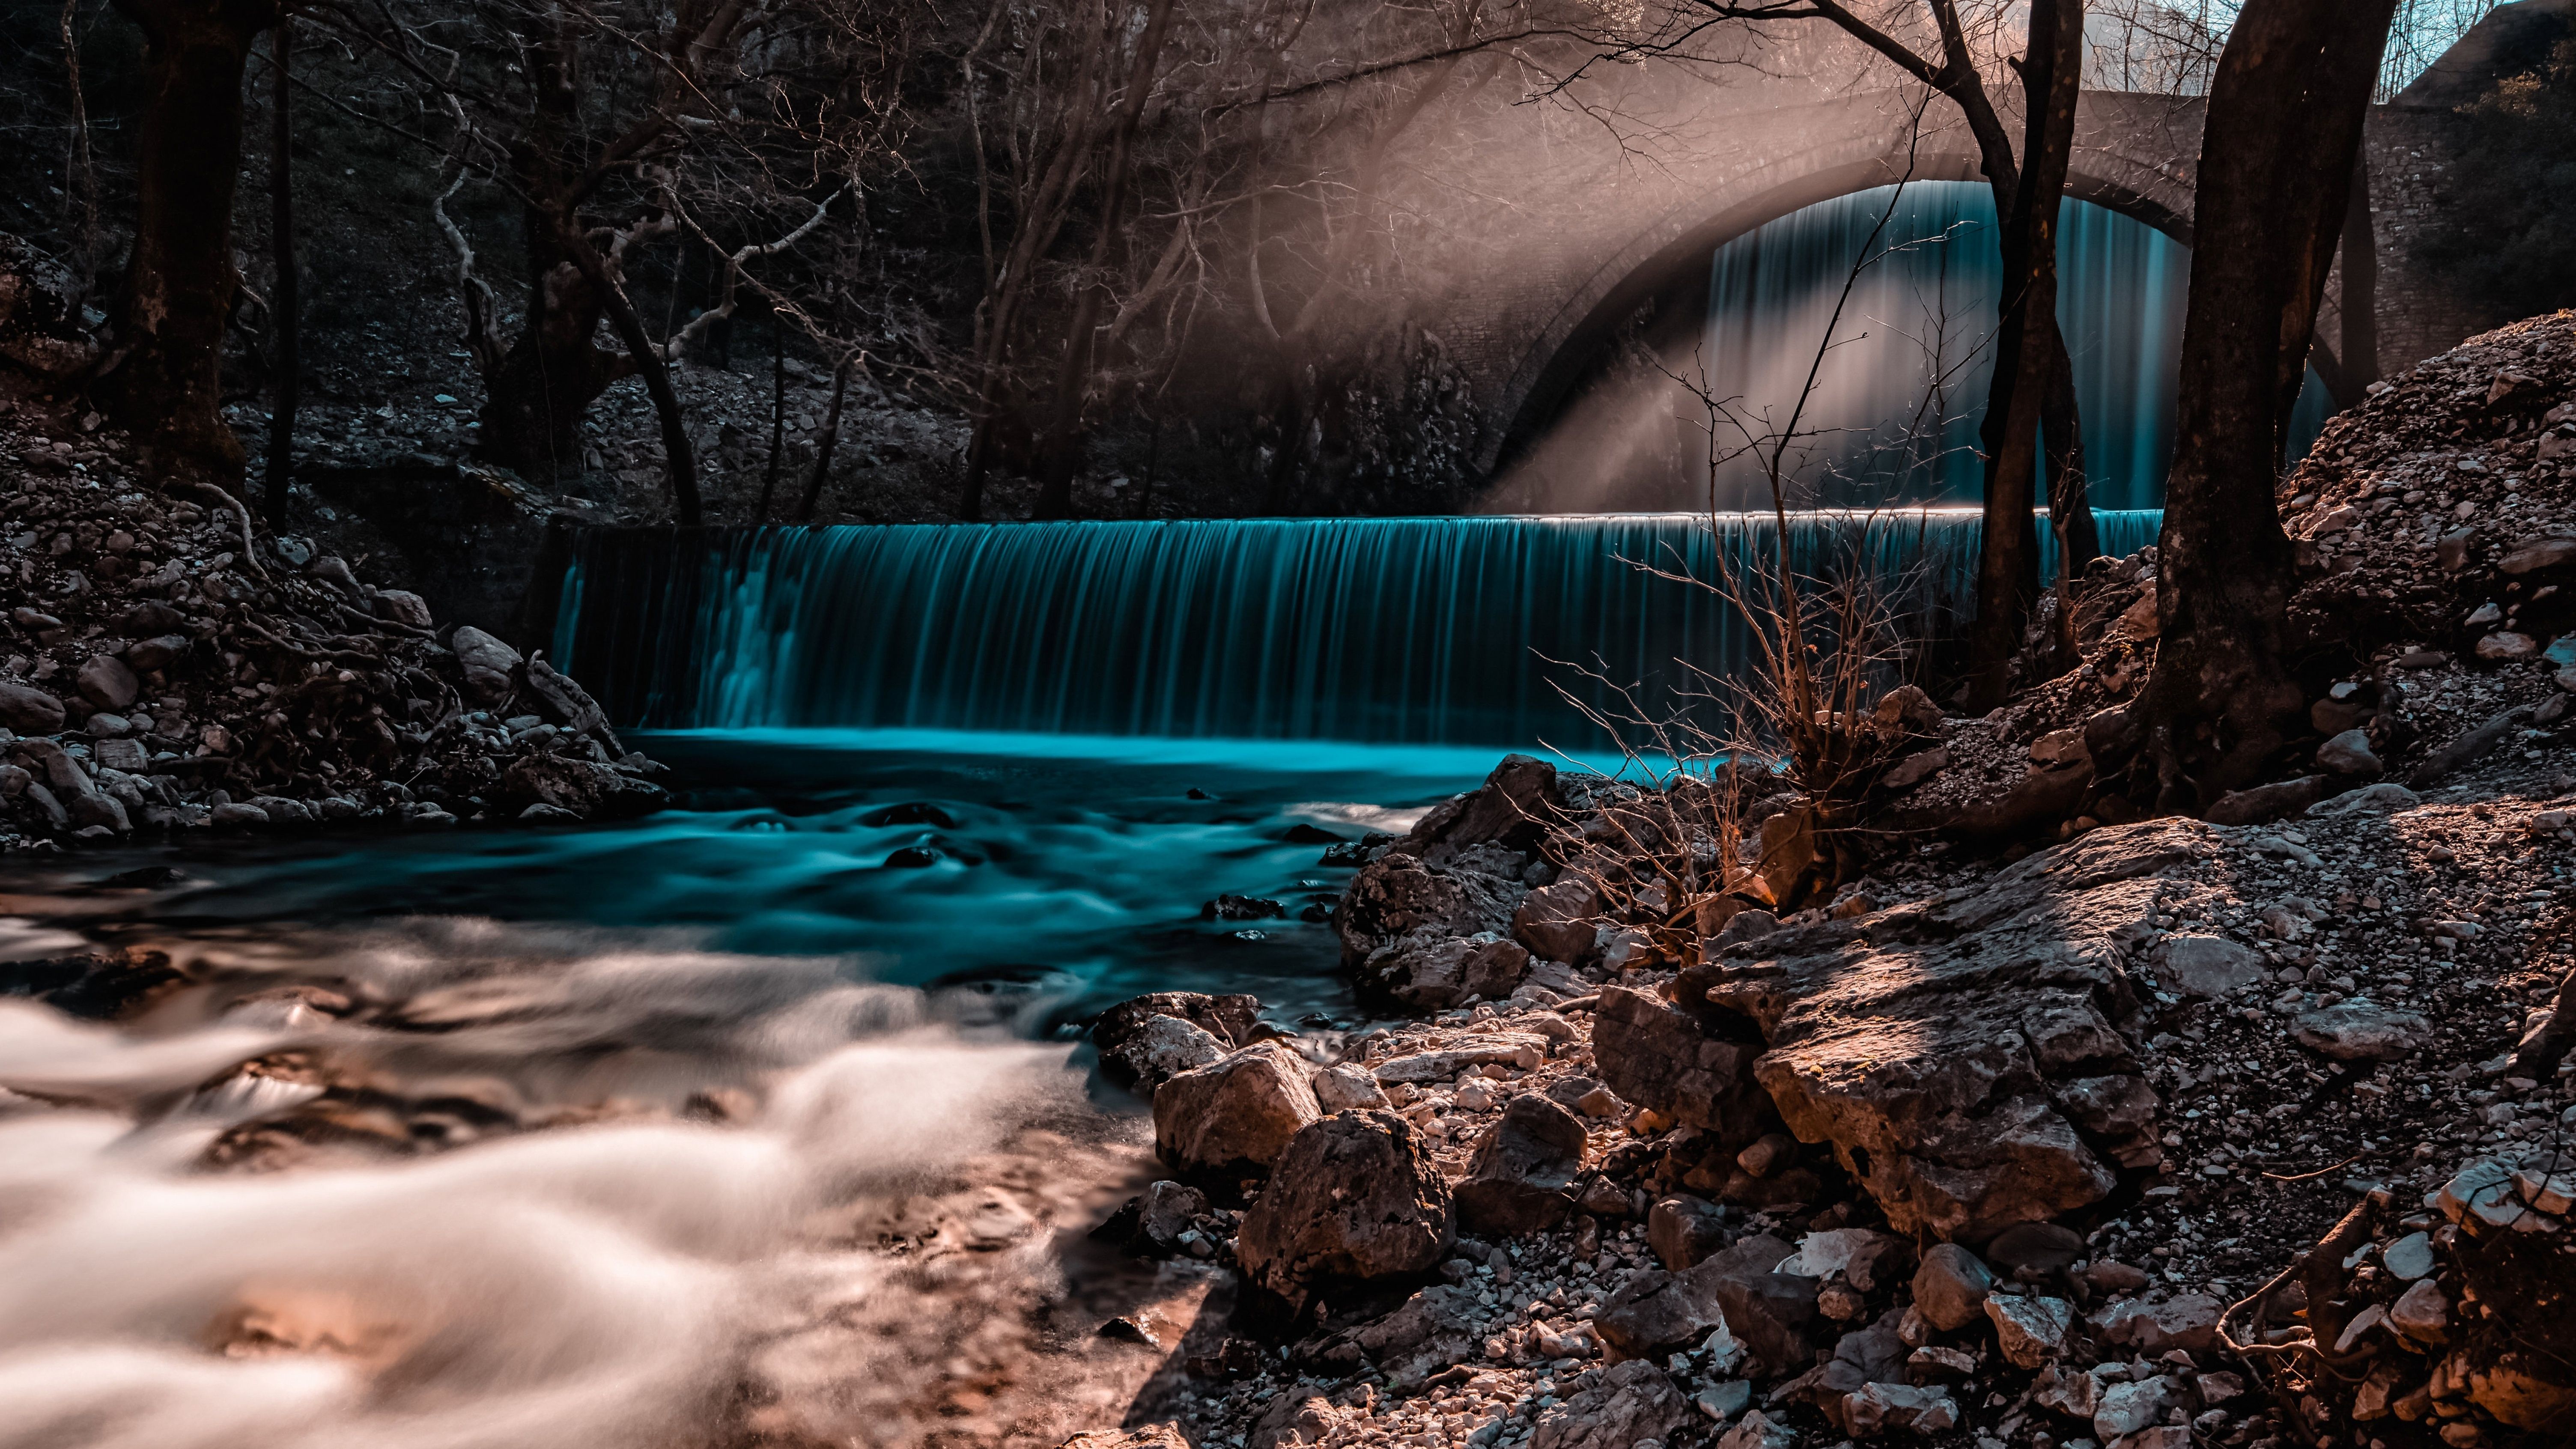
left=557, top=510, right=2162, bottom=749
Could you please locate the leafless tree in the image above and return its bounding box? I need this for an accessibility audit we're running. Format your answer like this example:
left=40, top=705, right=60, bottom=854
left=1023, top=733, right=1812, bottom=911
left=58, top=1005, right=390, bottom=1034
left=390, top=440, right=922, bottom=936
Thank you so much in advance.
left=2138, top=0, right=2398, bottom=809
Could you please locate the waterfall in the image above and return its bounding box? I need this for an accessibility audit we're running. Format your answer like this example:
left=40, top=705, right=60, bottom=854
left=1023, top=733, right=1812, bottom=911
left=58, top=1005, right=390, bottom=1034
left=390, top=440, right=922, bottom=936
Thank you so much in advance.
left=557, top=510, right=2161, bottom=747
left=1696, top=182, right=2324, bottom=511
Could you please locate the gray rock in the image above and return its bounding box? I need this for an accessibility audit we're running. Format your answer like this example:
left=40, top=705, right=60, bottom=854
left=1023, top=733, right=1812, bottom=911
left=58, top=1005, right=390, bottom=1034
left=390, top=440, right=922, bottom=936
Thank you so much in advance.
left=1647, top=1195, right=1732, bottom=1270
left=2501, top=537, right=2576, bottom=573
left=1714, top=1410, right=1798, bottom=1449
left=11, top=737, right=125, bottom=833
left=2411, top=704, right=2536, bottom=788
left=123, top=634, right=190, bottom=672
left=2388, top=1279, right=2448, bottom=1341
left=1136, top=1179, right=1210, bottom=1252
left=90, top=738, right=148, bottom=773
left=1456, top=1092, right=1588, bottom=1235
left=2143, top=928, right=2267, bottom=1000
left=1110, top=1014, right=1229, bottom=1093
left=2476, top=631, right=2540, bottom=661
left=1152, top=1042, right=1320, bottom=1178
left=2316, top=728, right=2383, bottom=777
left=1595, top=1233, right=1813, bottom=1371
left=14, top=780, right=66, bottom=829
left=2093, top=1293, right=2223, bottom=1354
left=2293, top=1000, right=2432, bottom=1061
left=1845, top=1382, right=1958, bottom=1436
left=1589, top=985, right=1769, bottom=1144
left=1987, top=1221, right=2086, bottom=1276
left=1699, top=821, right=2186, bottom=1238
left=1705, top=907, right=1781, bottom=952
left=1360, top=931, right=1530, bottom=1009
left=1351, top=1284, right=1483, bottom=1390
left=210, top=802, right=271, bottom=829
left=2206, top=775, right=2332, bottom=824
left=448, top=626, right=522, bottom=703
left=2382, top=1231, right=2436, bottom=1280
left=1092, top=992, right=1266, bottom=1090
left=2094, top=1376, right=2181, bottom=1440
left=0, top=681, right=64, bottom=734
left=1371, top=1035, right=1549, bottom=1084
left=2308, top=781, right=2420, bottom=817
left=1881, top=747, right=1949, bottom=791
left=1530, top=1360, right=1691, bottom=1449
left=1909, top=1243, right=1995, bottom=1332
left=1512, top=871, right=1601, bottom=963
left=73, top=654, right=138, bottom=710
left=1312, top=1063, right=1389, bottom=1112
left=1985, top=1294, right=2075, bottom=1367
left=1237, top=1110, right=1452, bottom=1315
left=373, top=589, right=434, bottom=629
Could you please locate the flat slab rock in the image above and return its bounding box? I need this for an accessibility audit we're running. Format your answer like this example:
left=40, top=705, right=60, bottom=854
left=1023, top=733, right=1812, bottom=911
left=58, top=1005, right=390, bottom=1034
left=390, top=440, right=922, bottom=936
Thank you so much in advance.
left=1690, top=820, right=2203, bottom=1239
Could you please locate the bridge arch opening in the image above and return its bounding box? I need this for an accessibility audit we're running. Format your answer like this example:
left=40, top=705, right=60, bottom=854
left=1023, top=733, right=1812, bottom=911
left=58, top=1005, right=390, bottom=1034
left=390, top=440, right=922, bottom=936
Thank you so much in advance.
left=1491, top=172, right=2333, bottom=516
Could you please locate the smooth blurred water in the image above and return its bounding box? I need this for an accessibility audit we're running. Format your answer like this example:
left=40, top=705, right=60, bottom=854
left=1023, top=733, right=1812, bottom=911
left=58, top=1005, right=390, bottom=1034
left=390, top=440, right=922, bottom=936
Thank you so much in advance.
left=558, top=510, right=2164, bottom=744
left=1699, top=182, right=2329, bottom=510
left=0, top=730, right=1531, bottom=1028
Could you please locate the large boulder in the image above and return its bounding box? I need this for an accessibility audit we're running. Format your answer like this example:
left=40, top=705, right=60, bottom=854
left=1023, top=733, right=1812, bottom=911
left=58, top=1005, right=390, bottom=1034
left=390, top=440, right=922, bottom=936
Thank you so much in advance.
left=448, top=626, right=522, bottom=703
left=1455, top=1093, right=1589, bottom=1235
left=1237, top=1110, right=1452, bottom=1316
left=74, top=654, right=139, bottom=710
left=1406, top=753, right=1563, bottom=856
left=1336, top=856, right=1526, bottom=966
left=1357, top=932, right=1530, bottom=1010
left=1512, top=872, right=1601, bottom=963
left=1696, top=821, right=2191, bottom=1239
left=1092, top=991, right=1267, bottom=1091
left=1590, top=984, right=1771, bottom=1147
left=1154, top=1042, right=1323, bottom=1181
left=1103, top=1014, right=1227, bottom=1092
left=1336, top=757, right=1558, bottom=981
left=0, top=681, right=64, bottom=734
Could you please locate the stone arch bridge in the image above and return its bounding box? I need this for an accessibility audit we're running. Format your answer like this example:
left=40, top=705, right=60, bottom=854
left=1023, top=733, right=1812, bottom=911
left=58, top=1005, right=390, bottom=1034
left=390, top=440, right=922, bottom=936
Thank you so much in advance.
left=1392, top=57, right=2486, bottom=480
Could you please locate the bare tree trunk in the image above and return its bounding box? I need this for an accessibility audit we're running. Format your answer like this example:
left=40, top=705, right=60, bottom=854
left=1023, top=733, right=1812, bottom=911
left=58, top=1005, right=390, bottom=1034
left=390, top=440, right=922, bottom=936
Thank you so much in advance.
left=2043, top=346, right=2097, bottom=570
left=59, top=0, right=99, bottom=308
left=757, top=313, right=785, bottom=521
left=1759, top=1, right=2101, bottom=651
left=557, top=219, right=701, bottom=527
left=798, top=350, right=859, bottom=523
left=2139, top=0, right=2398, bottom=810
left=1031, top=0, right=1179, bottom=520
left=263, top=15, right=297, bottom=524
left=1965, top=0, right=2082, bottom=708
left=104, top=0, right=278, bottom=474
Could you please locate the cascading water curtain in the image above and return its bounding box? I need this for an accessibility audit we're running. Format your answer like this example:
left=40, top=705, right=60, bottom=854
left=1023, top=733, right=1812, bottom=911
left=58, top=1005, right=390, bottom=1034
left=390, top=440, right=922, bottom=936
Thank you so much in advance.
left=1700, top=182, right=2329, bottom=511
left=557, top=510, right=2162, bottom=748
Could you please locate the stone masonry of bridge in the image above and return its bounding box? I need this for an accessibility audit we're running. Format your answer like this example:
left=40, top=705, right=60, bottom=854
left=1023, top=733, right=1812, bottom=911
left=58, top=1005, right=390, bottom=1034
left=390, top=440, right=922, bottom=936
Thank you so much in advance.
left=1387, top=24, right=2507, bottom=475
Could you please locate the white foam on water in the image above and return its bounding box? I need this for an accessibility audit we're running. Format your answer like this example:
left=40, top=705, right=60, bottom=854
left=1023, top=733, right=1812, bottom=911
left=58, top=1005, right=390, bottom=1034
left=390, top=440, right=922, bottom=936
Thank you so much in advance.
left=0, top=923, right=1080, bottom=1449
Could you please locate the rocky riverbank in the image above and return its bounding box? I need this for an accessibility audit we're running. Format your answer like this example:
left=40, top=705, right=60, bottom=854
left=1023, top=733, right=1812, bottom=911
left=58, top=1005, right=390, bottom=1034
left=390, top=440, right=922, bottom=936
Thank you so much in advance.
left=1055, top=312, right=2576, bottom=1448
left=1067, top=743, right=2575, bottom=1449
left=0, top=398, right=667, bottom=848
